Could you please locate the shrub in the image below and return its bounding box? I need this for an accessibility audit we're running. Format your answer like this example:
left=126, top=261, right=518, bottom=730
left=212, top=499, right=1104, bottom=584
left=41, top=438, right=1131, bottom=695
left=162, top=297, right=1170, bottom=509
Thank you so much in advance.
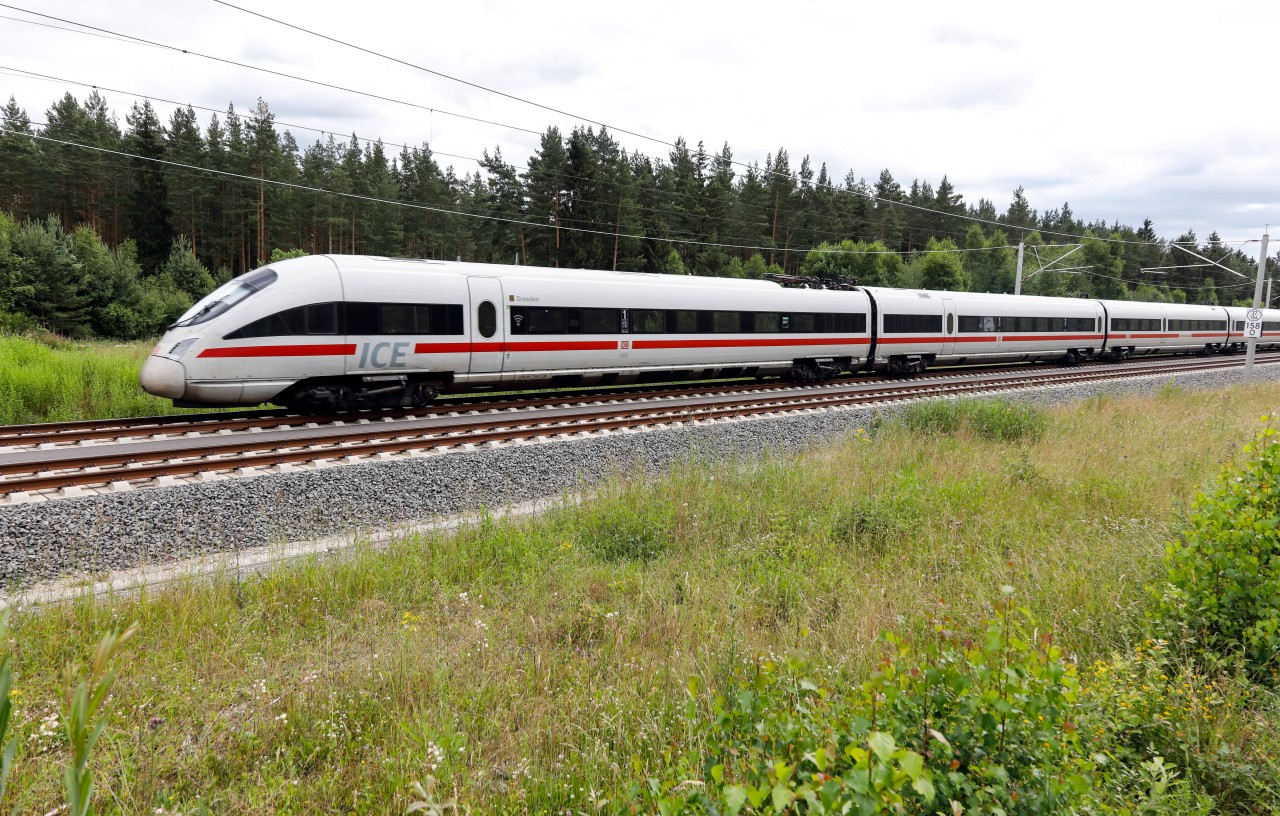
left=1081, top=639, right=1278, bottom=813
left=1155, top=424, right=1280, bottom=678
left=638, top=602, right=1094, bottom=815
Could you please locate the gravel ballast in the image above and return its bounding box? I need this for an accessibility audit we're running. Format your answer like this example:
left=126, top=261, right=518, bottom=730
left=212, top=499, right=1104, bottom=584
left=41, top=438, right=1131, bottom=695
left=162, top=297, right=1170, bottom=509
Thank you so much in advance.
left=3, top=366, right=1278, bottom=586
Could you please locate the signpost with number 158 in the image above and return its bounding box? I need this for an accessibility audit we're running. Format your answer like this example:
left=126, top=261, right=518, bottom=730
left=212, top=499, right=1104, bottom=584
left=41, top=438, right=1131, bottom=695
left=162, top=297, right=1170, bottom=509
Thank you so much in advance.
left=1245, top=308, right=1263, bottom=339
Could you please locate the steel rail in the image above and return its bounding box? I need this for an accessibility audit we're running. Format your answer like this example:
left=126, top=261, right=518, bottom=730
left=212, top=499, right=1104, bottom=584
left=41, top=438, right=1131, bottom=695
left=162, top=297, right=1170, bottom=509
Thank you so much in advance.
left=0, top=355, right=1270, bottom=498
left=0, top=363, right=1063, bottom=447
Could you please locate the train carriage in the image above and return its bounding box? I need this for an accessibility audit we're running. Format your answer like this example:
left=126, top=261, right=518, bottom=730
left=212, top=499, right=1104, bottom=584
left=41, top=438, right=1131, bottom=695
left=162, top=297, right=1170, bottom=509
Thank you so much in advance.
left=861, top=288, right=1105, bottom=372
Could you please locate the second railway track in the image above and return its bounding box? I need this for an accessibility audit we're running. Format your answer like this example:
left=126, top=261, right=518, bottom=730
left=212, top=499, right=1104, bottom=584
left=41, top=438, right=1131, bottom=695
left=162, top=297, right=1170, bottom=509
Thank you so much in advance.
left=1, top=354, right=1271, bottom=502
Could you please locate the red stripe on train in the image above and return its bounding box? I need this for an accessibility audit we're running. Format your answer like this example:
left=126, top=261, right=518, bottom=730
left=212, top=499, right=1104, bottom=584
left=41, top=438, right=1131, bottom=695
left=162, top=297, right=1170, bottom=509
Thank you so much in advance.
left=198, top=343, right=356, bottom=358
left=631, top=336, right=869, bottom=350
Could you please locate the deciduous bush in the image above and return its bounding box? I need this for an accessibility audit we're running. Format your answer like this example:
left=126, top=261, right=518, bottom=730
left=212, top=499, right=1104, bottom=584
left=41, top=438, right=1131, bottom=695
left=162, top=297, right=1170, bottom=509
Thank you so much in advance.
left=637, top=603, right=1093, bottom=814
left=1156, top=423, right=1280, bottom=678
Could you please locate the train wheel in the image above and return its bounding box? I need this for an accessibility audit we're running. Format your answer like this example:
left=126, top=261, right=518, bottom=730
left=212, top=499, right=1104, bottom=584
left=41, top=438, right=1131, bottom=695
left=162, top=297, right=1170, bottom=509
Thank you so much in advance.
left=405, top=380, right=442, bottom=407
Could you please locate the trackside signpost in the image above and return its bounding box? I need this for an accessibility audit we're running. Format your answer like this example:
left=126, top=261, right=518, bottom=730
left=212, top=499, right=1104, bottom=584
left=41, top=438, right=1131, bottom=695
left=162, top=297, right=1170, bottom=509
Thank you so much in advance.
left=1245, top=309, right=1263, bottom=339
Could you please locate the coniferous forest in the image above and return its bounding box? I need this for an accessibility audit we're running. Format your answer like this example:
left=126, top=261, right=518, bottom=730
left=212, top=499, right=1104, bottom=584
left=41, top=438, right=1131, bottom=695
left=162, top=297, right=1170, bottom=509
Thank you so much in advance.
left=0, top=91, right=1275, bottom=340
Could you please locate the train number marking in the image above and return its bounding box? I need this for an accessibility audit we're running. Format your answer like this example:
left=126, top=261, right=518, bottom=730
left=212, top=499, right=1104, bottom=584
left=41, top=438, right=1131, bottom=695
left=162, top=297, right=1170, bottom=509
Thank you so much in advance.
left=358, top=341, right=411, bottom=369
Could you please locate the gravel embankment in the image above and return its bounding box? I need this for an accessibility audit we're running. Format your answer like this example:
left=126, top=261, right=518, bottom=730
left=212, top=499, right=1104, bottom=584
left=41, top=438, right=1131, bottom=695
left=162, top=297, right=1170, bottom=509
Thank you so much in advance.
left=2, top=366, right=1277, bottom=586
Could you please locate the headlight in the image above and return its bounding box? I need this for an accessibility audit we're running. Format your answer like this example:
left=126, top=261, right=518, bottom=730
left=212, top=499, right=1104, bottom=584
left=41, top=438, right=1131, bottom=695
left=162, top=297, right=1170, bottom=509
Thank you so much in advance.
left=168, top=338, right=200, bottom=359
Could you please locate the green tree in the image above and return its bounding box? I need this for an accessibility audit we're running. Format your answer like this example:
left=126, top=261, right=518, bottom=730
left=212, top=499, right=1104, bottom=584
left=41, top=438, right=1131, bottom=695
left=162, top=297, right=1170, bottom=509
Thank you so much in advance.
left=799, top=239, right=904, bottom=286
left=962, top=225, right=1015, bottom=293
left=1080, top=234, right=1128, bottom=299
left=0, top=96, right=41, bottom=219
left=915, top=238, right=969, bottom=291
left=11, top=216, right=90, bottom=335
left=523, top=127, right=570, bottom=267
left=160, top=235, right=215, bottom=299
left=124, top=100, right=174, bottom=271
left=657, top=248, right=687, bottom=274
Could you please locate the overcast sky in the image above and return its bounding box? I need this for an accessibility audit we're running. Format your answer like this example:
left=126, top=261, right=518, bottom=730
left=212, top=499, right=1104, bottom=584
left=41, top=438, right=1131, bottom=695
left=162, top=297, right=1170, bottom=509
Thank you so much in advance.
left=1, top=0, right=1277, bottom=254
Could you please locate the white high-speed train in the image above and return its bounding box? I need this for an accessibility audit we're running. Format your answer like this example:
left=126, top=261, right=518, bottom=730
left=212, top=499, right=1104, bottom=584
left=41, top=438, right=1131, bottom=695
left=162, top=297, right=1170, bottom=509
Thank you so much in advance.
left=139, top=255, right=1280, bottom=412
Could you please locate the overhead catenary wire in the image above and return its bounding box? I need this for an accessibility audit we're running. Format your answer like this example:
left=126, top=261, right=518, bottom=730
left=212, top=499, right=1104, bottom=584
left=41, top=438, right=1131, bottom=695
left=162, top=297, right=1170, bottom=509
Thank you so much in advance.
left=1, top=3, right=1262, bottom=251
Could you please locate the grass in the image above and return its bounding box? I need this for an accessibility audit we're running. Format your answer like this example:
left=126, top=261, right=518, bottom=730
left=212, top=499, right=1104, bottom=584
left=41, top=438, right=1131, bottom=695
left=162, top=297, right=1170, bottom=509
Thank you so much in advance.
left=2, top=383, right=1279, bottom=813
left=0, top=333, right=205, bottom=424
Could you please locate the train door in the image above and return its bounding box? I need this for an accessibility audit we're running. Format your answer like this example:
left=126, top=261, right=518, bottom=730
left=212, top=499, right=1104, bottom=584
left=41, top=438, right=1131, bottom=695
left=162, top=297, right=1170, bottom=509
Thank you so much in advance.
left=941, top=298, right=957, bottom=356
left=467, top=277, right=505, bottom=374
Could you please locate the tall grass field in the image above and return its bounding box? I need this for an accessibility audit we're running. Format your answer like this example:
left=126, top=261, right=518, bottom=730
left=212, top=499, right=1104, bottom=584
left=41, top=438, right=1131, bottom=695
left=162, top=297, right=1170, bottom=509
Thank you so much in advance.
left=0, top=334, right=207, bottom=424
left=2, top=382, right=1280, bottom=812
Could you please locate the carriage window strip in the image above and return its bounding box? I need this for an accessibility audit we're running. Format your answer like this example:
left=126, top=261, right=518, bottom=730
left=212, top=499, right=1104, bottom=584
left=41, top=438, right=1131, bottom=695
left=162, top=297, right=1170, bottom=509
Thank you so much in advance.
left=957, top=315, right=1098, bottom=333
left=1168, top=319, right=1226, bottom=332
left=510, top=307, right=864, bottom=335
left=1110, top=318, right=1161, bottom=332
left=225, top=301, right=463, bottom=339
left=883, top=314, right=943, bottom=334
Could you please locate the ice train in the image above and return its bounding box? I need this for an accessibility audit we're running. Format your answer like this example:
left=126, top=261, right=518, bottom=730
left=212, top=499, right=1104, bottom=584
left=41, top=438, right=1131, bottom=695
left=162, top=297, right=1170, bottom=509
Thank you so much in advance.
left=139, top=255, right=1280, bottom=411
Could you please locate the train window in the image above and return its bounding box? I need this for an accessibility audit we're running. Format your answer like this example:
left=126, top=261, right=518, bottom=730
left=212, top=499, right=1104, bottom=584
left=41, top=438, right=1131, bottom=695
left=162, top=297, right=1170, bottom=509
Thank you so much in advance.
left=946, top=313, right=954, bottom=335
left=633, top=309, right=666, bottom=333
left=224, top=302, right=340, bottom=339
left=883, top=314, right=942, bottom=333
left=306, top=303, right=339, bottom=334
left=1034, top=317, right=1050, bottom=332
left=958, top=316, right=980, bottom=332
left=582, top=308, right=619, bottom=334
left=380, top=304, right=415, bottom=334
left=1236, top=320, right=1245, bottom=331
left=345, top=302, right=378, bottom=334
left=713, top=312, right=742, bottom=333
left=478, top=301, right=497, bottom=338
left=791, top=313, right=816, bottom=332
left=753, top=312, right=780, bottom=333
left=421, top=304, right=464, bottom=335
left=522, top=307, right=566, bottom=334
left=1266, top=321, right=1280, bottom=331
left=173, top=267, right=278, bottom=328
left=1169, top=319, right=1225, bottom=332
left=670, top=310, right=698, bottom=333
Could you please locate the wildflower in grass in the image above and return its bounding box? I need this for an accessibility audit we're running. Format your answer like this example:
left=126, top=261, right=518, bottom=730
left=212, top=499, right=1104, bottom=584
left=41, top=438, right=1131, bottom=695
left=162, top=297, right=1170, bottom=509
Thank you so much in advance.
left=426, top=741, right=445, bottom=771
left=402, top=611, right=421, bottom=633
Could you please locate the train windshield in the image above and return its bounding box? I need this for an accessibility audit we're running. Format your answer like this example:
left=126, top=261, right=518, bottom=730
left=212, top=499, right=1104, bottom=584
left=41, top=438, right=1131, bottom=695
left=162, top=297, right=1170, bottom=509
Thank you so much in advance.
left=170, top=267, right=278, bottom=329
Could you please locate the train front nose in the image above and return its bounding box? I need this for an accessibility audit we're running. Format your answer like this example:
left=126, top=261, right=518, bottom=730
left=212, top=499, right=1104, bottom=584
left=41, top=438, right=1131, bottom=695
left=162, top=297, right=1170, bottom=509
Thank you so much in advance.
left=140, top=354, right=186, bottom=399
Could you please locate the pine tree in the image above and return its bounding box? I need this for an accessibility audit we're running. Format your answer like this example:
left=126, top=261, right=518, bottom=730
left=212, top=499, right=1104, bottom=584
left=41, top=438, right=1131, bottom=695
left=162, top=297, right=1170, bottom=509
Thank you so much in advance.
left=0, top=97, right=41, bottom=219
left=124, top=100, right=174, bottom=272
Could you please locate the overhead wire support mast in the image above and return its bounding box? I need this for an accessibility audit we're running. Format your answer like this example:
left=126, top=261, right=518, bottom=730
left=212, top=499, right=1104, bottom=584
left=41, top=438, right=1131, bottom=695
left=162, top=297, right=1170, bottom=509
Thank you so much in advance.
left=1245, top=231, right=1272, bottom=383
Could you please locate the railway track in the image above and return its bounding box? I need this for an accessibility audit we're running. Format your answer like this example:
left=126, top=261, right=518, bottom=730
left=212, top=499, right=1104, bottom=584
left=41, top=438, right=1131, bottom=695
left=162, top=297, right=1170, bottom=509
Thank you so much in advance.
left=0, top=363, right=1051, bottom=448
left=0, top=355, right=1273, bottom=502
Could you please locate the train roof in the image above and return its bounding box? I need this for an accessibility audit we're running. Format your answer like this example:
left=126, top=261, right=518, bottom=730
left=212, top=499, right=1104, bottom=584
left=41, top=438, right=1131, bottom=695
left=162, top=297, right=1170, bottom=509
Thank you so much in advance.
left=290, top=254, right=797, bottom=292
